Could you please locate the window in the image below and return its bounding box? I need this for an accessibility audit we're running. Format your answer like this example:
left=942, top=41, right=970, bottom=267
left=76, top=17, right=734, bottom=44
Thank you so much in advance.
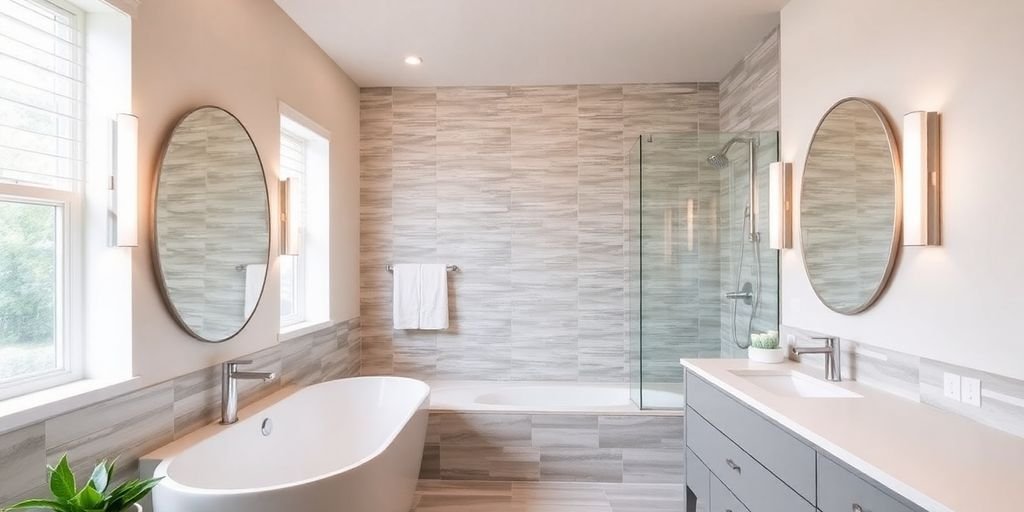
left=279, top=107, right=330, bottom=331
left=0, top=0, right=84, bottom=398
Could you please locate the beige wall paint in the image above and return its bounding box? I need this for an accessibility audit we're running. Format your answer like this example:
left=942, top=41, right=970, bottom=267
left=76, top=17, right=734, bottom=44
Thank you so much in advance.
left=131, top=0, right=360, bottom=385
left=780, top=0, right=1024, bottom=380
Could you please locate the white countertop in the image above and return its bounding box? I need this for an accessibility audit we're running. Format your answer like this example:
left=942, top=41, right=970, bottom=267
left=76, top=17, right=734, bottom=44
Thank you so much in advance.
left=680, top=358, right=1024, bottom=512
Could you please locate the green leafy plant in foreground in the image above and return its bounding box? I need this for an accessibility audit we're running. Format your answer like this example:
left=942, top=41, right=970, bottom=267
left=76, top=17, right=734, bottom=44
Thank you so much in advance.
left=3, top=455, right=162, bottom=512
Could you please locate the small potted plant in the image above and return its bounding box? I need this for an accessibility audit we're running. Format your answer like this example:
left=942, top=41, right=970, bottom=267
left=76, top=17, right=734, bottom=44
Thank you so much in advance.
left=3, top=455, right=161, bottom=512
left=749, top=330, right=785, bottom=363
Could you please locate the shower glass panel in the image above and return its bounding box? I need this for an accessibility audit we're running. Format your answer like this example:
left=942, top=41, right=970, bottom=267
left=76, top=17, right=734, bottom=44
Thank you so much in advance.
left=628, top=131, right=779, bottom=409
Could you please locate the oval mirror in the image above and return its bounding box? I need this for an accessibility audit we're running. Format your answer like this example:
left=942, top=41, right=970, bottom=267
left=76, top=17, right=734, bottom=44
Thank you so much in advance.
left=800, top=98, right=902, bottom=314
left=153, top=106, right=270, bottom=342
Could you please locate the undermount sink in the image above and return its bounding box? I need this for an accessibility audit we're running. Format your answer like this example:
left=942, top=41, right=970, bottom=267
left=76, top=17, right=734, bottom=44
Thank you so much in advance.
left=729, top=369, right=862, bottom=398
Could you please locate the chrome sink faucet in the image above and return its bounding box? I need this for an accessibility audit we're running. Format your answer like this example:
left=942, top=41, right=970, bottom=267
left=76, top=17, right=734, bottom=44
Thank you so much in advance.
left=221, top=359, right=276, bottom=424
left=791, top=336, right=841, bottom=382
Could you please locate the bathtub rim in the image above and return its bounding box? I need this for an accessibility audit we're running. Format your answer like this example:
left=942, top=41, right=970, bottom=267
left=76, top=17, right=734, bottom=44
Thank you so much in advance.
left=151, top=376, right=430, bottom=496
left=427, top=380, right=685, bottom=416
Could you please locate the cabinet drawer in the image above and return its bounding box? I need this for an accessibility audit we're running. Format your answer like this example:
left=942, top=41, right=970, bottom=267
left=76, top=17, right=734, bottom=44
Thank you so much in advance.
left=687, top=409, right=814, bottom=512
left=818, top=454, right=918, bottom=512
left=687, top=448, right=711, bottom=509
left=686, top=371, right=817, bottom=502
left=712, top=475, right=750, bottom=512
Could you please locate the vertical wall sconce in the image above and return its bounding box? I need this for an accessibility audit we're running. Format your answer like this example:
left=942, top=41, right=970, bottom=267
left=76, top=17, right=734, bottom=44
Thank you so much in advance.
left=110, top=113, right=138, bottom=247
left=280, top=178, right=299, bottom=255
left=903, top=111, right=941, bottom=246
left=768, top=162, right=792, bottom=249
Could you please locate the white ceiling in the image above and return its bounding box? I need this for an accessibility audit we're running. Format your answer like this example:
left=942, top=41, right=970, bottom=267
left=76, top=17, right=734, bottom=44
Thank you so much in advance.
left=273, top=0, right=786, bottom=87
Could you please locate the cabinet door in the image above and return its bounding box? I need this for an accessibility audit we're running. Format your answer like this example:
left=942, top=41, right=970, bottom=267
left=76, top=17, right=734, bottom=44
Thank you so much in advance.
left=687, top=448, right=711, bottom=512
left=711, top=475, right=750, bottom=512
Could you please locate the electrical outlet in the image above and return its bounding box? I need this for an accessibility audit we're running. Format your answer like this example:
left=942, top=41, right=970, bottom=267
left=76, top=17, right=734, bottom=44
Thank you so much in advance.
left=943, top=372, right=962, bottom=401
left=961, top=377, right=981, bottom=407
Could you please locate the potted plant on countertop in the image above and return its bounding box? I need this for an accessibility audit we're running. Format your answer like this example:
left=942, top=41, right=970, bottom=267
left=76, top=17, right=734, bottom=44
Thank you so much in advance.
left=748, top=330, right=785, bottom=363
left=3, top=455, right=161, bottom=512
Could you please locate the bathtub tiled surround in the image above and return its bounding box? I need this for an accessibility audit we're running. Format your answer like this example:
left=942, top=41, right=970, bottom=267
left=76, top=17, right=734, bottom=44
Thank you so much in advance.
left=411, top=480, right=685, bottom=512
left=0, top=318, right=360, bottom=506
left=421, top=411, right=684, bottom=484
left=360, top=84, right=722, bottom=383
left=783, top=324, right=1024, bottom=439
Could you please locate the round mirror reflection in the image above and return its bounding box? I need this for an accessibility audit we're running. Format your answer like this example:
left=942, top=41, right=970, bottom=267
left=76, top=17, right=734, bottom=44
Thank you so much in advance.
left=153, top=106, right=270, bottom=342
left=800, top=98, right=902, bottom=314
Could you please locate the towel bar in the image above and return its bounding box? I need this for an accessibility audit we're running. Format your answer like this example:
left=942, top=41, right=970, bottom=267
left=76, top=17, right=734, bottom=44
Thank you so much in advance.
left=386, top=264, right=459, bottom=273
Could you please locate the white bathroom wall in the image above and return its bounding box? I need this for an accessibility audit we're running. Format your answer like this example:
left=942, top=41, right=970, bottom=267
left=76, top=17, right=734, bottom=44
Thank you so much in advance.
left=131, top=0, right=361, bottom=384
left=780, top=0, right=1024, bottom=380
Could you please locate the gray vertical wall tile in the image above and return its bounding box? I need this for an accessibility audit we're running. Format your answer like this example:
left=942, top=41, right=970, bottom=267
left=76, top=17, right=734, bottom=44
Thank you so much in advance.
left=45, top=382, right=176, bottom=482
left=0, top=424, right=45, bottom=505
left=719, top=27, right=780, bottom=134
left=361, top=84, right=722, bottom=382
left=426, top=411, right=683, bottom=485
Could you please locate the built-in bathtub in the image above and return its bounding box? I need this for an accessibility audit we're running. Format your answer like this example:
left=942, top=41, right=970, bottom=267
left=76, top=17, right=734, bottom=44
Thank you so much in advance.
left=147, top=377, right=429, bottom=512
left=422, top=380, right=685, bottom=484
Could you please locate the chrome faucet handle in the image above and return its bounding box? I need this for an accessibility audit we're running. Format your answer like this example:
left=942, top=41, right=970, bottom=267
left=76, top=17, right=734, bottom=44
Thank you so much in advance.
left=224, top=359, right=254, bottom=372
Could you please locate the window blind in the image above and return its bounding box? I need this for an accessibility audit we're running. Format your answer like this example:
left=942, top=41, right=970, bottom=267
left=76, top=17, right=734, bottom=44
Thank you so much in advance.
left=0, top=0, right=83, bottom=190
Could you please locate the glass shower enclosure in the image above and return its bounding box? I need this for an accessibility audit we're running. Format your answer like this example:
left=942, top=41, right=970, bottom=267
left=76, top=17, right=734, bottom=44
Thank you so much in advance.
left=628, top=131, right=780, bottom=409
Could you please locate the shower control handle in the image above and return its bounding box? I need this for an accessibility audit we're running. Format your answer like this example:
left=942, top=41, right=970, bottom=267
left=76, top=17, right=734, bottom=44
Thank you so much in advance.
left=725, top=291, right=752, bottom=300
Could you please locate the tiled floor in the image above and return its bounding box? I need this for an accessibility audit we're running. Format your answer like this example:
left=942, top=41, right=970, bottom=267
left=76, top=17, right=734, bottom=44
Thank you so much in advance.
left=411, top=480, right=685, bottom=512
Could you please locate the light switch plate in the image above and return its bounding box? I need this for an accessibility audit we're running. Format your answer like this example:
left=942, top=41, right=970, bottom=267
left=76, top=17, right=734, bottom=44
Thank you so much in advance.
left=943, top=372, right=962, bottom=401
left=961, top=377, right=981, bottom=407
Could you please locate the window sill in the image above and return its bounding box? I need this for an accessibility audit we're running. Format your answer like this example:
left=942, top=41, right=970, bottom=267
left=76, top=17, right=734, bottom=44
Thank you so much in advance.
left=0, top=376, right=141, bottom=435
left=279, top=319, right=334, bottom=342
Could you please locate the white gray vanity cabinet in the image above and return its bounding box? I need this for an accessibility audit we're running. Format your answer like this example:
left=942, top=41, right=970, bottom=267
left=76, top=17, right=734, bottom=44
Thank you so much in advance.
left=684, top=370, right=926, bottom=512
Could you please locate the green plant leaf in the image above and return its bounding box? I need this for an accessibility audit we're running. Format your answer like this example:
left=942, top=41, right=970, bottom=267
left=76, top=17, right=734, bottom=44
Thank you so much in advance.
left=47, top=455, right=77, bottom=502
left=71, top=484, right=103, bottom=510
left=109, top=478, right=161, bottom=511
left=2, top=498, right=74, bottom=512
left=88, top=461, right=109, bottom=494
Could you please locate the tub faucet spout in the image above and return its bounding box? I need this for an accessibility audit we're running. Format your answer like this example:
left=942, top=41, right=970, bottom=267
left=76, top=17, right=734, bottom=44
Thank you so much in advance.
left=221, top=359, right=277, bottom=424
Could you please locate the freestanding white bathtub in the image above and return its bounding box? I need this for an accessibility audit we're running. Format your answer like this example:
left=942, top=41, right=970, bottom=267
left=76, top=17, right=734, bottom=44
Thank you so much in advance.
left=150, top=377, right=430, bottom=512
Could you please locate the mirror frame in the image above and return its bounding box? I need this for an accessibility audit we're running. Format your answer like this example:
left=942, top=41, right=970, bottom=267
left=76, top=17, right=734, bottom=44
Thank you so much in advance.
left=150, top=105, right=271, bottom=343
left=799, top=97, right=903, bottom=315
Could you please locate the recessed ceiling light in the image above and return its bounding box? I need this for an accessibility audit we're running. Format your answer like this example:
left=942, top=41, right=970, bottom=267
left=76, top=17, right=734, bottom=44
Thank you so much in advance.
left=404, top=55, right=423, bottom=66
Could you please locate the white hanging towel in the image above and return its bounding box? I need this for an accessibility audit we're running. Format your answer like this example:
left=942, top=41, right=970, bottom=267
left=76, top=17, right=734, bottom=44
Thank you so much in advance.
left=392, top=264, right=421, bottom=329
left=243, top=264, right=266, bottom=318
left=418, top=264, right=450, bottom=330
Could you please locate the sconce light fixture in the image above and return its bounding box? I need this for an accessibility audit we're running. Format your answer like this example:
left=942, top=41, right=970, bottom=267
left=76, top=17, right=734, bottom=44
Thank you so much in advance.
left=768, top=162, right=792, bottom=249
left=903, top=111, right=941, bottom=246
left=110, top=113, right=138, bottom=247
left=280, top=178, right=299, bottom=255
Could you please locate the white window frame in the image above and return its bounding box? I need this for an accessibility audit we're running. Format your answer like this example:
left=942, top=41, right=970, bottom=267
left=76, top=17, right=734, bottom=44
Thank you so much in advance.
left=0, top=0, right=86, bottom=400
left=279, top=103, right=330, bottom=333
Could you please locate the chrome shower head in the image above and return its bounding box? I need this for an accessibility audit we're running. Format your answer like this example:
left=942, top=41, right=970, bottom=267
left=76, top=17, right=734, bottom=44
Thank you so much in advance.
left=706, top=153, right=730, bottom=169
left=706, top=137, right=755, bottom=170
